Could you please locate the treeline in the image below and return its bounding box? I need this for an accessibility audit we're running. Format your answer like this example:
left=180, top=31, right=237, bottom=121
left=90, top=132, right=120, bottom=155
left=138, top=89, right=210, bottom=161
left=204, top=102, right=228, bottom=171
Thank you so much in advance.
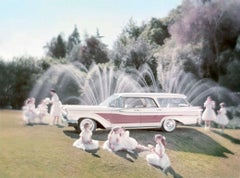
left=1, top=0, right=240, bottom=109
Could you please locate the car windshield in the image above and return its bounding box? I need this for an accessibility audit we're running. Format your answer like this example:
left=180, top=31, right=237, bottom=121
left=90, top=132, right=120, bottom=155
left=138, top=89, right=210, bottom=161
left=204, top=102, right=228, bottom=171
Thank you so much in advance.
left=99, top=94, right=121, bottom=107
left=157, top=98, right=190, bottom=107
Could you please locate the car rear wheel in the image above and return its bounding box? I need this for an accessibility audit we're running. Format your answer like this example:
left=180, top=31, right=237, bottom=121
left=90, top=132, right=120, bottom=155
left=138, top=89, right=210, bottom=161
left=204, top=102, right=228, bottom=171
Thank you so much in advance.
left=79, top=118, right=97, bottom=132
left=162, top=119, right=176, bottom=132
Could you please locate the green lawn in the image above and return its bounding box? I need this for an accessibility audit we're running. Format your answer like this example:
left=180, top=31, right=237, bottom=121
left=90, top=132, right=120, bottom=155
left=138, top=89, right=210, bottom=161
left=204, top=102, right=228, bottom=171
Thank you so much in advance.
left=0, top=110, right=240, bottom=178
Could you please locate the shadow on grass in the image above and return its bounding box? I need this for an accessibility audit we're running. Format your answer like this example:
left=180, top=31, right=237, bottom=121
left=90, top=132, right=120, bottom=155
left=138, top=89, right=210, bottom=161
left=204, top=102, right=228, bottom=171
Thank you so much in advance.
left=63, top=129, right=109, bottom=141
left=212, top=130, right=240, bottom=144
left=164, top=127, right=234, bottom=157
left=63, top=130, right=102, bottom=158
left=122, top=128, right=234, bottom=158
left=114, top=150, right=139, bottom=162
left=63, top=127, right=233, bottom=157
left=166, top=166, right=183, bottom=178
left=24, top=122, right=49, bottom=126
left=63, top=130, right=79, bottom=139
left=56, top=124, right=65, bottom=128
left=35, top=122, right=49, bottom=125
left=85, top=148, right=101, bottom=158
left=150, top=164, right=183, bottom=178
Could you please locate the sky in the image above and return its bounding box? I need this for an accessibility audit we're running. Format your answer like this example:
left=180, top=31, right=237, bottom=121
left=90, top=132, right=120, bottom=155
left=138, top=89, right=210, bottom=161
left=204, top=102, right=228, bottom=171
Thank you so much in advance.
left=0, top=0, right=182, bottom=60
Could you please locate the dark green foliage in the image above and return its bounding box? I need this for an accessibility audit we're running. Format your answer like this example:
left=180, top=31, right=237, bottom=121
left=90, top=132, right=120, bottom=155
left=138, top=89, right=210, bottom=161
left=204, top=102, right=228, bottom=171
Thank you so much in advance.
left=67, top=25, right=81, bottom=54
left=70, top=36, right=110, bottom=69
left=0, top=57, right=43, bottom=109
left=169, top=0, right=240, bottom=84
left=147, top=18, right=170, bottom=45
left=45, top=34, right=67, bottom=59
left=123, top=18, right=144, bottom=40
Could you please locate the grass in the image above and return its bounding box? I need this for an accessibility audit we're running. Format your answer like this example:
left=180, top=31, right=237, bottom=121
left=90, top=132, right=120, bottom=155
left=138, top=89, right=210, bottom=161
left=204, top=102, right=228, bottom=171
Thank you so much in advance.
left=0, top=110, right=240, bottom=178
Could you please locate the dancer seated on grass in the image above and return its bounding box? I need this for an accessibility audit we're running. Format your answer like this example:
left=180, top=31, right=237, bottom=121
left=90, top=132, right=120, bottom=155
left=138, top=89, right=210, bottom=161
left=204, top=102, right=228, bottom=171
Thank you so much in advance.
left=102, top=126, right=147, bottom=153
left=73, top=123, right=99, bottom=151
left=36, top=98, right=50, bottom=124
left=22, top=97, right=37, bottom=125
left=146, top=134, right=171, bottom=173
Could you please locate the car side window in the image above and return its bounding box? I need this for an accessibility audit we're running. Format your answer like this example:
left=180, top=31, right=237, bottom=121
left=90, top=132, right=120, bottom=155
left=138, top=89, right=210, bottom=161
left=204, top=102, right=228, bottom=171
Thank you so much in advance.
left=124, top=97, right=157, bottom=108
left=143, top=98, right=158, bottom=108
left=158, top=98, right=168, bottom=107
left=158, top=98, right=189, bottom=107
left=124, top=97, right=139, bottom=108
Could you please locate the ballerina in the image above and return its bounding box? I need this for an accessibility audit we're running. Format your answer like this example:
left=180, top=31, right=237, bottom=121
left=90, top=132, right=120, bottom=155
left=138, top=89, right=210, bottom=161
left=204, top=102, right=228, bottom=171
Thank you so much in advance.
left=22, top=97, right=37, bottom=125
left=119, top=127, right=148, bottom=153
left=102, top=126, right=123, bottom=152
left=36, top=98, right=50, bottom=124
left=103, top=126, right=147, bottom=153
left=49, top=89, right=62, bottom=126
left=215, top=102, right=229, bottom=132
left=73, top=122, right=99, bottom=150
left=202, top=96, right=217, bottom=129
left=146, top=134, right=171, bottom=173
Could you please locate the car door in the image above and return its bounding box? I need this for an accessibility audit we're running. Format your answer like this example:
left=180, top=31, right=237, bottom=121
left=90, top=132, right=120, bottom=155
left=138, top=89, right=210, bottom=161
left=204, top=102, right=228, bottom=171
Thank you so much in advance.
left=111, top=97, right=142, bottom=126
left=98, top=96, right=142, bottom=126
left=137, top=97, right=164, bottom=127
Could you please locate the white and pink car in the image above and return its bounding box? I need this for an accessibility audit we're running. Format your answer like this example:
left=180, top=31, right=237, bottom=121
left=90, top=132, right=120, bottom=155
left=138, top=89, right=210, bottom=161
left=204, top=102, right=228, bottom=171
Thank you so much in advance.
left=63, top=93, right=202, bottom=132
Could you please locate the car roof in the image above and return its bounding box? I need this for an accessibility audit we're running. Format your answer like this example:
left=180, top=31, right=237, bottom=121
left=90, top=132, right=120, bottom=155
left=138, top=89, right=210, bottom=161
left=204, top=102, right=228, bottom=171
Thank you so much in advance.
left=113, top=92, right=187, bottom=98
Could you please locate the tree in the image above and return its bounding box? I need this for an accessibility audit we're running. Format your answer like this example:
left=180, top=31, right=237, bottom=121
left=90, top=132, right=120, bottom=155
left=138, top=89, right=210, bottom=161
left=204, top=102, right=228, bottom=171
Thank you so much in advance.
left=70, top=36, right=109, bottom=69
left=45, top=34, right=67, bottom=58
left=147, top=18, right=170, bottom=45
left=112, top=35, right=158, bottom=87
left=67, top=25, right=81, bottom=55
left=0, top=57, right=43, bottom=109
left=0, top=60, right=14, bottom=108
left=123, top=18, right=145, bottom=40
left=96, top=28, right=104, bottom=39
left=169, top=0, right=240, bottom=81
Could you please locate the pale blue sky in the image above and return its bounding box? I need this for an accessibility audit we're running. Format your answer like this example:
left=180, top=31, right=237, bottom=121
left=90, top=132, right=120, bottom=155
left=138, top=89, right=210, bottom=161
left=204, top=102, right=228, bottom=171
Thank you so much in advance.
left=0, top=0, right=182, bottom=60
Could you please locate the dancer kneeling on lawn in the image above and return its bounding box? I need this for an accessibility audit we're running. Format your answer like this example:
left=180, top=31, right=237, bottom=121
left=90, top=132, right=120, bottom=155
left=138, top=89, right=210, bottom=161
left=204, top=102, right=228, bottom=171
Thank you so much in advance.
left=146, top=134, right=171, bottom=173
left=103, top=126, right=147, bottom=153
left=22, top=97, right=37, bottom=125
left=36, top=98, right=50, bottom=124
left=73, top=123, right=99, bottom=150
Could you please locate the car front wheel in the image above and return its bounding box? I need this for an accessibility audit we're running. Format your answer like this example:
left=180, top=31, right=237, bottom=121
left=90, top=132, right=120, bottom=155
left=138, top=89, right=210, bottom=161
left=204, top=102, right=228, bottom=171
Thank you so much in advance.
left=162, top=119, right=176, bottom=132
left=79, top=118, right=97, bottom=132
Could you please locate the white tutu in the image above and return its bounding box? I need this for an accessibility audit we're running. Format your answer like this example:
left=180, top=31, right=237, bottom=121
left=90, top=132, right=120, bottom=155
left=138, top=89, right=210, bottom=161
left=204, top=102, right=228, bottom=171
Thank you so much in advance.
left=103, top=129, right=138, bottom=152
left=73, top=139, right=99, bottom=150
left=146, top=153, right=170, bottom=169
left=50, top=93, right=62, bottom=117
left=22, top=100, right=37, bottom=124
left=215, top=115, right=229, bottom=125
left=202, top=100, right=216, bottom=121
left=23, top=110, right=37, bottom=123
left=102, top=140, right=112, bottom=152
left=120, top=131, right=138, bottom=150
left=215, top=108, right=229, bottom=125
left=102, top=132, right=124, bottom=152
left=102, top=140, right=124, bottom=152
left=73, top=130, right=99, bottom=150
left=202, top=108, right=217, bottom=121
left=146, top=143, right=170, bottom=170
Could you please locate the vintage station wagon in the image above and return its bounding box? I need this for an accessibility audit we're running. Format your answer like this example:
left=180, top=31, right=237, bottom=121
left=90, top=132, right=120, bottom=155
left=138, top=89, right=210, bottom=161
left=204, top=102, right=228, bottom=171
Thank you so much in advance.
left=63, top=93, right=202, bottom=132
